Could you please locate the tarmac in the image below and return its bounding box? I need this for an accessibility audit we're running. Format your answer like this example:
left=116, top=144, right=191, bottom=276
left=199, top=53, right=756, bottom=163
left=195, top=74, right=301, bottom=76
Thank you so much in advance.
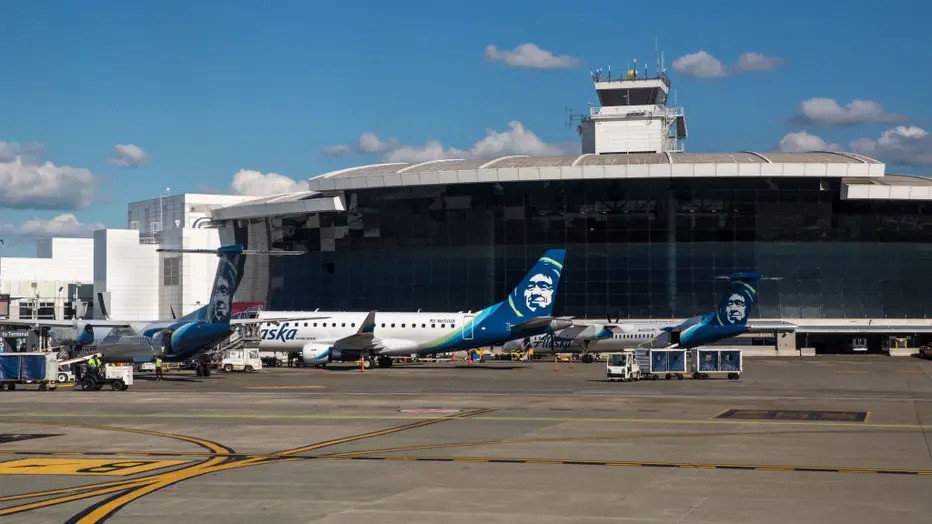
left=1, top=355, right=931, bottom=523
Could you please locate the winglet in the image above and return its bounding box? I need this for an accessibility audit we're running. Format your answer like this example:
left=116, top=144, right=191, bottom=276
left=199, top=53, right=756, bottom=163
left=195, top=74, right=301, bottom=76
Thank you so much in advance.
left=358, top=311, right=377, bottom=334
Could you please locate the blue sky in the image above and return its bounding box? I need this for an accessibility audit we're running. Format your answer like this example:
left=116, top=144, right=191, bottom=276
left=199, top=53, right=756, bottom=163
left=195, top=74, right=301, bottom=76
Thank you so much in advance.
left=1, top=0, right=930, bottom=255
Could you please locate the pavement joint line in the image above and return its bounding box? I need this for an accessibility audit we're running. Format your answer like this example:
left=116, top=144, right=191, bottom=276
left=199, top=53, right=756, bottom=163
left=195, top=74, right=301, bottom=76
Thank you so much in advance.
left=317, top=454, right=932, bottom=476
left=3, top=413, right=927, bottom=429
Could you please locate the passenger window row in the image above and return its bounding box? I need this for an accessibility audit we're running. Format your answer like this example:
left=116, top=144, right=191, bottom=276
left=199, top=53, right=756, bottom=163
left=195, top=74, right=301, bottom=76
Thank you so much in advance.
left=379, top=323, right=454, bottom=329
left=266, top=321, right=456, bottom=330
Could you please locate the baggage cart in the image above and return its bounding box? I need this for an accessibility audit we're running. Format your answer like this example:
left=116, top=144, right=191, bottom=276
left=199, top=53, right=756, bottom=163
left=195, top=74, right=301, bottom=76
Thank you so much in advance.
left=635, top=348, right=687, bottom=380
left=0, top=352, right=59, bottom=391
left=690, top=349, right=742, bottom=380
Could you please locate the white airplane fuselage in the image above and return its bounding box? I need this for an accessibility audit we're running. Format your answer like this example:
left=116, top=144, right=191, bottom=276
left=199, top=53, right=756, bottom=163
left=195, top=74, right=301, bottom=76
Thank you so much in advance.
left=253, top=310, right=484, bottom=363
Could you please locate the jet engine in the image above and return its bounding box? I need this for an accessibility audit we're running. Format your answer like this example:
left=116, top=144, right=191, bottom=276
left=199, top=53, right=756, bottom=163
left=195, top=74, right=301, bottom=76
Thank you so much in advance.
left=302, top=342, right=332, bottom=365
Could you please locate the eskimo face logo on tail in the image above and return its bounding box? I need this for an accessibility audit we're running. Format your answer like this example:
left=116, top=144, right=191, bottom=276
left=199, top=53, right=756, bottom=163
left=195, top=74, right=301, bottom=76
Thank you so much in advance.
left=206, top=252, right=242, bottom=324
left=524, top=274, right=554, bottom=312
left=724, top=292, right=747, bottom=324
left=507, top=250, right=564, bottom=319
left=714, top=273, right=760, bottom=326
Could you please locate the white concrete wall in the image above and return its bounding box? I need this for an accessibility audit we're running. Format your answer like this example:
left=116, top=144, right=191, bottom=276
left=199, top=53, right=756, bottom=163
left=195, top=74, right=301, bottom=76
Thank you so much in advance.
left=93, top=229, right=159, bottom=321
left=0, top=238, right=94, bottom=320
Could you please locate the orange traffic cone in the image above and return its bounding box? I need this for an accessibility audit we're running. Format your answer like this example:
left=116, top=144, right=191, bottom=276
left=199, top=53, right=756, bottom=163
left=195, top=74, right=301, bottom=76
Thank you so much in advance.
left=360, top=357, right=365, bottom=373
left=569, top=354, right=574, bottom=369
left=553, top=354, right=559, bottom=372
left=450, top=352, right=456, bottom=362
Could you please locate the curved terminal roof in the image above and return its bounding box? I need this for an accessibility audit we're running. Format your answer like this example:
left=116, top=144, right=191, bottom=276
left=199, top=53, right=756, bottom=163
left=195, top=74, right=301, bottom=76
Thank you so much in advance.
left=213, top=152, right=932, bottom=222
left=305, top=151, right=884, bottom=192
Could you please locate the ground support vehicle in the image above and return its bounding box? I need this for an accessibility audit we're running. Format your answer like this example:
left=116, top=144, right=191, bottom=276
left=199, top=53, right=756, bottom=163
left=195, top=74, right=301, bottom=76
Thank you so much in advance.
left=220, top=348, right=262, bottom=372
left=77, top=364, right=134, bottom=391
left=606, top=350, right=641, bottom=381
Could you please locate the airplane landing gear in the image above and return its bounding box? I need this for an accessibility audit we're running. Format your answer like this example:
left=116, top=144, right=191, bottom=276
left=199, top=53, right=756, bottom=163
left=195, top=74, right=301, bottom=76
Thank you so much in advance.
left=194, top=355, right=212, bottom=377
left=377, top=356, right=393, bottom=368
left=581, top=353, right=595, bottom=364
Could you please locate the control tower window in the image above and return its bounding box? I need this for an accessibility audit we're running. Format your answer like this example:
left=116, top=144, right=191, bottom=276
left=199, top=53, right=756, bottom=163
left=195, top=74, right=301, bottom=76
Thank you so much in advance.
left=597, top=88, right=665, bottom=106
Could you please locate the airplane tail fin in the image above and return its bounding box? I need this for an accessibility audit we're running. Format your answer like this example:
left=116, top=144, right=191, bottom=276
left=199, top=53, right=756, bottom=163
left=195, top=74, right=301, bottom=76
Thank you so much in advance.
left=502, top=249, right=566, bottom=322
left=157, top=245, right=303, bottom=325
left=712, top=272, right=762, bottom=326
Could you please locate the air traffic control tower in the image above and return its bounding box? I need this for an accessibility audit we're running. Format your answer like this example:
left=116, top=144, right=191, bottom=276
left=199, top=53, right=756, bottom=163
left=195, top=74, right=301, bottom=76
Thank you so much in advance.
left=578, top=65, right=688, bottom=154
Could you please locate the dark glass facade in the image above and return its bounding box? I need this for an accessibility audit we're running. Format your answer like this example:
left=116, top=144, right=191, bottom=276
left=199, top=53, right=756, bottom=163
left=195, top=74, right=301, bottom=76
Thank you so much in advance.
left=229, top=177, right=932, bottom=319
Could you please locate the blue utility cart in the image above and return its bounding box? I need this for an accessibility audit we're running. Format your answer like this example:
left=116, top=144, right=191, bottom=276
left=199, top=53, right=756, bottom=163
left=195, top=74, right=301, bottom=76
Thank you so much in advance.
left=0, top=352, right=59, bottom=391
left=689, top=349, right=742, bottom=380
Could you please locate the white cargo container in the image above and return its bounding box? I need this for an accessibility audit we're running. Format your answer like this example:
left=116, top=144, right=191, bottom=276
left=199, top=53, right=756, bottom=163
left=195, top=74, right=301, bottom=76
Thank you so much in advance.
left=689, top=349, right=742, bottom=380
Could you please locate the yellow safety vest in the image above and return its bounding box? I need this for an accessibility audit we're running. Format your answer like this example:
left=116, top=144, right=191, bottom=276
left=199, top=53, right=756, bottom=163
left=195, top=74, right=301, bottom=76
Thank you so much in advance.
left=155, top=358, right=162, bottom=368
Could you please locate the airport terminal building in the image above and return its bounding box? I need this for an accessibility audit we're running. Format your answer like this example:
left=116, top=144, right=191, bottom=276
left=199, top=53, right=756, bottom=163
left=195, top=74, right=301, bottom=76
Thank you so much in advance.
left=213, top=72, right=932, bottom=352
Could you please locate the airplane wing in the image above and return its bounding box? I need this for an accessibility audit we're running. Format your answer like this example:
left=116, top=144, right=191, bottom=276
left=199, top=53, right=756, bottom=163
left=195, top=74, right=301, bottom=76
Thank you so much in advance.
left=746, top=320, right=797, bottom=332
left=0, top=318, right=132, bottom=329
left=508, top=316, right=554, bottom=333
left=329, top=311, right=379, bottom=351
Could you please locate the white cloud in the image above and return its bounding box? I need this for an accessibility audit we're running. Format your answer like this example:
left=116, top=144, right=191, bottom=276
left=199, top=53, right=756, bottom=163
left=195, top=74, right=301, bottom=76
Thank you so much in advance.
left=322, top=144, right=353, bottom=157
left=230, top=169, right=304, bottom=196
left=0, top=213, right=103, bottom=239
left=324, top=121, right=577, bottom=163
left=672, top=50, right=726, bottom=78
left=849, top=126, right=932, bottom=166
left=109, top=143, right=150, bottom=168
left=384, top=140, right=463, bottom=163
left=0, top=141, right=20, bottom=162
left=733, top=52, right=784, bottom=73
left=0, top=155, right=96, bottom=210
left=775, top=131, right=841, bottom=152
left=792, top=98, right=906, bottom=127
left=673, top=50, right=784, bottom=78
left=484, top=43, right=581, bottom=69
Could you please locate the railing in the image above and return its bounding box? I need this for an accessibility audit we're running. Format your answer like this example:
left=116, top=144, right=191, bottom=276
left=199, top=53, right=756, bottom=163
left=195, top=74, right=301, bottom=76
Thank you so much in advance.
left=590, top=106, right=684, bottom=118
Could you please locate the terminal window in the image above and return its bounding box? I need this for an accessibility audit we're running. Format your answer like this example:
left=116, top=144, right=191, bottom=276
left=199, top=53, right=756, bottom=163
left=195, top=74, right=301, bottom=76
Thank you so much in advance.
left=163, top=258, right=181, bottom=286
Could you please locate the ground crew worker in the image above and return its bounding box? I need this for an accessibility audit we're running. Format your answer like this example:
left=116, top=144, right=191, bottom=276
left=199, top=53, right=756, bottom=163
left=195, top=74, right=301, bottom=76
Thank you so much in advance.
left=154, top=356, right=163, bottom=381
left=86, top=355, right=102, bottom=379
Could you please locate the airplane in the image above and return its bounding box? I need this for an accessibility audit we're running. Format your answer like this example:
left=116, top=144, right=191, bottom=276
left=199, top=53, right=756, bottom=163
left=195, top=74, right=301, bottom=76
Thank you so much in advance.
left=0, top=244, right=316, bottom=375
left=503, top=272, right=765, bottom=362
left=245, top=248, right=568, bottom=368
